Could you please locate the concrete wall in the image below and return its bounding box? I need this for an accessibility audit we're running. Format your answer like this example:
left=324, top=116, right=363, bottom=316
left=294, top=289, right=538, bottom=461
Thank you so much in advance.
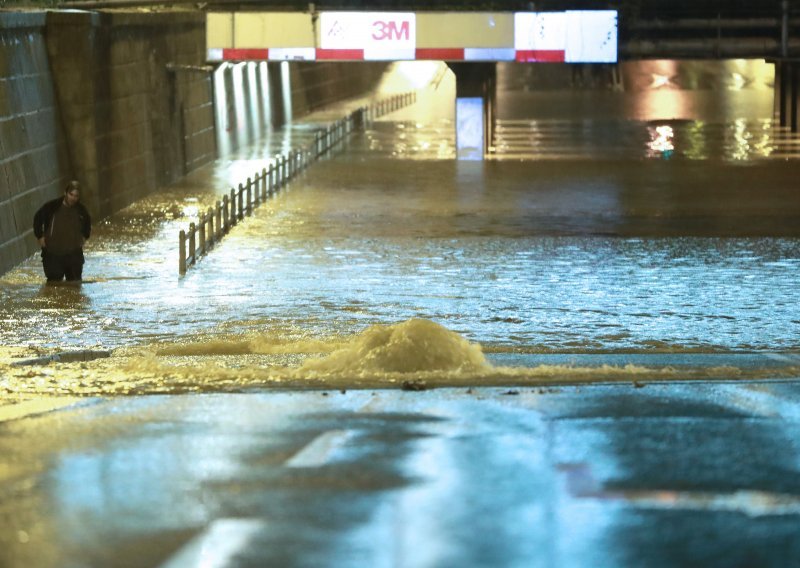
left=45, top=11, right=215, bottom=220
left=0, top=11, right=389, bottom=277
left=290, top=61, right=387, bottom=118
left=0, top=13, right=69, bottom=275
left=0, top=10, right=215, bottom=276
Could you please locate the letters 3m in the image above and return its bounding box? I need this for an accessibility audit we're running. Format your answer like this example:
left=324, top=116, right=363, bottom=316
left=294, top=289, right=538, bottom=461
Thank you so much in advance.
left=372, top=20, right=410, bottom=41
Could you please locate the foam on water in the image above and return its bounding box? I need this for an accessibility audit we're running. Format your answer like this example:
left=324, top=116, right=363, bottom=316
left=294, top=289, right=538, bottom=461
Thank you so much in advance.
left=298, top=318, right=490, bottom=376
left=1, top=319, right=798, bottom=399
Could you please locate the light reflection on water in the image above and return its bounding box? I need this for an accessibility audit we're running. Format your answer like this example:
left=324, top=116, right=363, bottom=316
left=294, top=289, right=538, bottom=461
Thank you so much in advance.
left=1, top=60, right=800, bottom=395
left=493, top=59, right=792, bottom=161
left=492, top=117, right=796, bottom=161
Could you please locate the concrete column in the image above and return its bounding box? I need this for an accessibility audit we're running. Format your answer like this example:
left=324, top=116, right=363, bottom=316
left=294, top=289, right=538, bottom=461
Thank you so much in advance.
left=774, top=60, right=782, bottom=123
left=448, top=62, right=496, bottom=160
left=792, top=63, right=799, bottom=132
left=268, top=63, right=287, bottom=129
left=45, top=11, right=105, bottom=217
left=779, top=60, right=790, bottom=128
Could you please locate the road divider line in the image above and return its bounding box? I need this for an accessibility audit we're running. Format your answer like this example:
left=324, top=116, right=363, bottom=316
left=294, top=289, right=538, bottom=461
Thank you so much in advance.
left=285, top=429, right=356, bottom=468
left=160, top=519, right=265, bottom=568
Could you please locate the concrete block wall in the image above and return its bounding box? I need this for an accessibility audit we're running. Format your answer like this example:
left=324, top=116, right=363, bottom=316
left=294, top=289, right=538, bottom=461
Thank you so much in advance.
left=290, top=61, right=388, bottom=117
left=0, top=11, right=388, bottom=277
left=46, top=11, right=215, bottom=219
left=0, top=11, right=216, bottom=275
left=0, top=13, right=70, bottom=275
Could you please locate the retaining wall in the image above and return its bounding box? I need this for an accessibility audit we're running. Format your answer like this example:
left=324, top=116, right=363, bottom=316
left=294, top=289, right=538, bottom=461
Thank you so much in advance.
left=0, top=13, right=67, bottom=275
left=0, top=11, right=389, bottom=277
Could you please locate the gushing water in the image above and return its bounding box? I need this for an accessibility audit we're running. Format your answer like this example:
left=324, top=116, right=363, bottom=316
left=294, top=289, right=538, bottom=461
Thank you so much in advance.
left=1, top=60, right=800, bottom=398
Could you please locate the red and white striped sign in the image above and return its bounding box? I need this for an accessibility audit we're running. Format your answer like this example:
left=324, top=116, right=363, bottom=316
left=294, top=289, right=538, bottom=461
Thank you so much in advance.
left=320, top=12, right=415, bottom=61
left=206, top=10, right=616, bottom=63
left=210, top=47, right=524, bottom=62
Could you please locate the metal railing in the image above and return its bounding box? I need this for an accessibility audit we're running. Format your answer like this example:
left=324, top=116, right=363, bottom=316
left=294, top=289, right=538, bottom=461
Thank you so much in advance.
left=178, top=91, right=416, bottom=274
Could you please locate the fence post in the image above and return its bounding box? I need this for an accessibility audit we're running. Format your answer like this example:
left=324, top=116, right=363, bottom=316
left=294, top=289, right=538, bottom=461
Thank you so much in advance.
left=216, top=202, right=223, bottom=240
left=261, top=168, right=268, bottom=200
left=247, top=178, right=253, bottom=213
left=207, top=207, right=215, bottom=245
left=238, top=183, right=244, bottom=219
left=199, top=212, right=206, bottom=254
left=230, top=189, right=237, bottom=225
left=189, top=223, right=196, bottom=265
left=179, top=230, right=187, bottom=274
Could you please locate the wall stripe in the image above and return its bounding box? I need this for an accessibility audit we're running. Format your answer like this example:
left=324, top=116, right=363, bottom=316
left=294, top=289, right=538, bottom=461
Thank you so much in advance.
left=222, top=48, right=269, bottom=60
left=515, top=50, right=565, bottom=62
left=316, top=48, right=364, bottom=60
left=213, top=48, right=574, bottom=62
left=415, top=48, right=465, bottom=60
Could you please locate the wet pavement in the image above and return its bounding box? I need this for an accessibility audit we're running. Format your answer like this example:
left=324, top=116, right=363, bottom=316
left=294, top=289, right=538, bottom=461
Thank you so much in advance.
left=2, top=61, right=800, bottom=566
left=3, top=381, right=800, bottom=567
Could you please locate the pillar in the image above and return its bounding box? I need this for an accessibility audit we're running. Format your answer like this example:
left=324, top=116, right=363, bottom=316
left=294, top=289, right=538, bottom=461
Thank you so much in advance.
left=792, top=63, right=799, bottom=132
left=778, top=60, right=790, bottom=128
left=448, top=62, right=496, bottom=160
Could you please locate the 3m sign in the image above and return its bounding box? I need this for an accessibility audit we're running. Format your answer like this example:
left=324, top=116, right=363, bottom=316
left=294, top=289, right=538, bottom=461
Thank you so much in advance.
left=206, top=11, right=618, bottom=63
left=319, top=12, right=416, bottom=60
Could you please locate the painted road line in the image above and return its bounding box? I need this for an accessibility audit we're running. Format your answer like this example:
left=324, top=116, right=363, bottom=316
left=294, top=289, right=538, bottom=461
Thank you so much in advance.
left=285, top=429, right=356, bottom=468
left=716, top=384, right=800, bottom=420
left=160, top=519, right=265, bottom=568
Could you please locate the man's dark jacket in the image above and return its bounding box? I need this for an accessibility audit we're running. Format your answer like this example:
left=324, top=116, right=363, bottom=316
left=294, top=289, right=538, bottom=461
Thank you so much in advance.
left=33, top=198, right=92, bottom=242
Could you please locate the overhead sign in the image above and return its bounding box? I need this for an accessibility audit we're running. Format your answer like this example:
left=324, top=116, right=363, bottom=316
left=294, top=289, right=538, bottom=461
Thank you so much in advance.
left=514, top=11, right=617, bottom=63
left=319, top=12, right=416, bottom=60
left=206, top=11, right=617, bottom=63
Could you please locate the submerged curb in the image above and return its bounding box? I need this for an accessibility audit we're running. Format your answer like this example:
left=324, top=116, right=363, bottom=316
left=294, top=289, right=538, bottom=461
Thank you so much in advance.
left=11, top=349, right=112, bottom=367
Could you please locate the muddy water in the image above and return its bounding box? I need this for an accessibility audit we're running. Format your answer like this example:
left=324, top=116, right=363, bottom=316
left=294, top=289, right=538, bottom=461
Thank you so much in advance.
left=1, top=61, right=799, bottom=397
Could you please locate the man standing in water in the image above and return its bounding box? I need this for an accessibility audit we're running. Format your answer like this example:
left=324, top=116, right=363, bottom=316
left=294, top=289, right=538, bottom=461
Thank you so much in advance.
left=33, top=180, right=92, bottom=282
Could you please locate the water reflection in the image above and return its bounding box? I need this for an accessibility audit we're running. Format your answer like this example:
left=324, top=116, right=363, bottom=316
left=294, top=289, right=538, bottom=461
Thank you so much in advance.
left=493, top=59, right=787, bottom=161
left=35, top=282, right=91, bottom=309
left=647, top=124, right=674, bottom=158
left=1, top=60, right=799, bottom=395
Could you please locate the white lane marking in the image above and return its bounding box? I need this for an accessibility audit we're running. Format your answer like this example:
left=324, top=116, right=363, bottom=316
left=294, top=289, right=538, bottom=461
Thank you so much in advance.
left=285, top=429, right=356, bottom=468
left=715, top=383, right=800, bottom=419
left=160, top=519, right=264, bottom=568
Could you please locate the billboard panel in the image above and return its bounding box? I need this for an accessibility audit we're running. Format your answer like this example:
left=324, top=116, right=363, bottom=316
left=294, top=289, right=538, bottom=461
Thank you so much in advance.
left=319, top=12, right=416, bottom=60
left=565, top=11, right=618, bottom=63
left=514, top=11, right=617, bottom=63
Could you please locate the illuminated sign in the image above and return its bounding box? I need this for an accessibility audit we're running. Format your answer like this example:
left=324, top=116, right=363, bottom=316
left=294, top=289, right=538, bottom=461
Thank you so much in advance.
left=514, top=11, right=617, bottom=63
left=319, top=12, right=416, bottom=60
left=206, top=11, right=617, bottom=63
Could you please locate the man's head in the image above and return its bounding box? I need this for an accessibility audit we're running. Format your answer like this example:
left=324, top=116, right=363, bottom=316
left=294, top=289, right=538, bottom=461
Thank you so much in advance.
left=64, top=181, right=80, bottom=207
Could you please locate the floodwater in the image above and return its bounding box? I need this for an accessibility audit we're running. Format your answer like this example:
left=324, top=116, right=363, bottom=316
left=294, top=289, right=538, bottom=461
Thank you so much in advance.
left=1, top=60, right=799, bottom=398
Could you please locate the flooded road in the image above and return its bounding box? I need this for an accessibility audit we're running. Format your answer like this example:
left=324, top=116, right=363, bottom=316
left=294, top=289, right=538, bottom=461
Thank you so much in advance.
left=1, top=60, right=799, bottom=397
left=4, top=383, right=800, bottom=568
left=2, top=59, right=800, bottom=568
